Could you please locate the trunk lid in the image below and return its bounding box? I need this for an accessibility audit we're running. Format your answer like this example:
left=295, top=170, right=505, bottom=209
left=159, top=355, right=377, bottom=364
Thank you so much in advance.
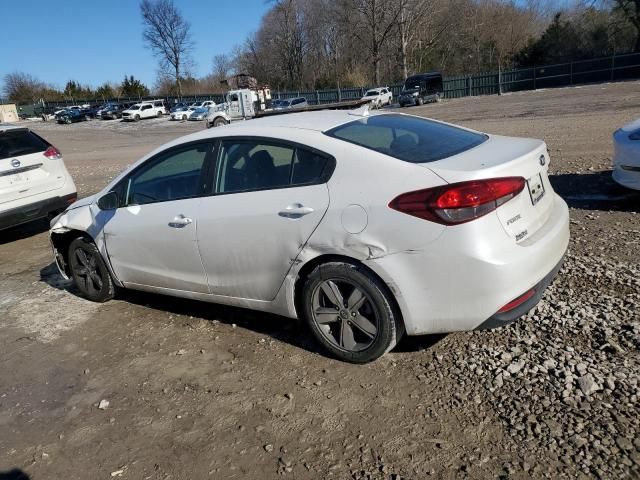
left=423, top=135, right=553, bottom=243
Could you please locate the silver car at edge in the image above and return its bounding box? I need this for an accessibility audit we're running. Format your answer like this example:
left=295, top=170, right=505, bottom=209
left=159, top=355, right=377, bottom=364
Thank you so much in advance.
left=49, top=108, right=569, bottom=363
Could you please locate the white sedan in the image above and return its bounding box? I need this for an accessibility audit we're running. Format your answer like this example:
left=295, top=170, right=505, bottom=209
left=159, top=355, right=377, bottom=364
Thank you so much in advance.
left=361, top=87, right=393, bottom=108
left=49, top=109, right=569, bottom=363
left=613, top=118, right=640, bottom=190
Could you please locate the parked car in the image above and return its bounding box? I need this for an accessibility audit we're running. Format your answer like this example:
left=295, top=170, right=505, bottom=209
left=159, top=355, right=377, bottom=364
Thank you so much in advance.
left=1, top=124, right=76, bottom=230
left=612, top=118, right=640, bottom=190
left=361, top=87, right=393, bottom=108
left=188, top=100, right=215, bottom=110
left=188, top=107, right=211, bottom=121
left=49, top=110, right=569, bottom=363
left=169, top=106, right=197, bottom=121
left=121, top=101, right=165, bottom=121
left=169, top=102, right=189, bottom=113
left=399, top=72, right=443, bottom=107
left=273, top=97, right=308, bottom=110
left=56, top=109, right=91, bottom=124
left=101, top=104, right=127, bottom=120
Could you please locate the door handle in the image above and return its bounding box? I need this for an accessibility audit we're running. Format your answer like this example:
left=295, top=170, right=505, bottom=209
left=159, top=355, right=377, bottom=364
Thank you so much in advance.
left=278, top=204, right=314, bottom=219
left=168, top=215, right=193, bottom=228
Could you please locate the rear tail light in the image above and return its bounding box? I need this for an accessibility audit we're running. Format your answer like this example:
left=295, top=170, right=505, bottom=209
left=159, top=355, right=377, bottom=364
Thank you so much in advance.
left=65, top=194, right=78, bottom=205
left=44, top=146, right=62, bottom=160
left=389, top=177, right=525, bottom=225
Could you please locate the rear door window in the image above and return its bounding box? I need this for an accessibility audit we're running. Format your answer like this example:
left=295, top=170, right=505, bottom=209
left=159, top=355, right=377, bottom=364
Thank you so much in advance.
left=215, top=139, right=333, bottom=194
left=0, top=130, right=49, bottom=160
left=325, top=114, right=487, bottom=163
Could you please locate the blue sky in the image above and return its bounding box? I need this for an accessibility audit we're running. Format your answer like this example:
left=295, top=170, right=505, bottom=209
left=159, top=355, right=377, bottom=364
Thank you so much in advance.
left=1, top=0, right=271, bottom=90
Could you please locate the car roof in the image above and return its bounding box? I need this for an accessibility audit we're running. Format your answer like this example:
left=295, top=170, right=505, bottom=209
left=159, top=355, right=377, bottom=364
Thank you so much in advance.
left=0, top=123, right=27, bottom=133
left=226, top=109, right=361, bottom=132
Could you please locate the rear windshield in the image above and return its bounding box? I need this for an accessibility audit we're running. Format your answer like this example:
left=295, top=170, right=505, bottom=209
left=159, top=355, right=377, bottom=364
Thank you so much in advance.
left=325, top=114, right=487, bottom=163
left=0, top=129, right=49, bottom=160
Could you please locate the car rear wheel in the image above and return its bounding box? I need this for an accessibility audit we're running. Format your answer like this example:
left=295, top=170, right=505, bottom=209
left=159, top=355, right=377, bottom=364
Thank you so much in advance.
left=416, top=97, right=424, bottom=106
left=301, top=262, right=403, bottom=363
left=68, top=237, right=115, bottom=302
left=157, top=111, right=162, bottom=117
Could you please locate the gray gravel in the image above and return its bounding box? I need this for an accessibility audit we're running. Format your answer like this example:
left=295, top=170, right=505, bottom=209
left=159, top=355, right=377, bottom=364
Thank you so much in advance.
left=425, top=251, right=640, bottom=478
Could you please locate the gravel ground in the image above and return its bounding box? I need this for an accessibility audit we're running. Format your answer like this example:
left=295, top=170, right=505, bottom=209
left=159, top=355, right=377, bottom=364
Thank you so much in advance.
left=0, top=81, right=639, bottom=479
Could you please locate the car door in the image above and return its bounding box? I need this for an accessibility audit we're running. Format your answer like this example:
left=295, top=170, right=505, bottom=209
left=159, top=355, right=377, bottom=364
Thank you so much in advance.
left=140, top=104, right=153, bottom=118
left=103, top=141, right=214, bottom=293
left=197, top=138, right=333, bottom=301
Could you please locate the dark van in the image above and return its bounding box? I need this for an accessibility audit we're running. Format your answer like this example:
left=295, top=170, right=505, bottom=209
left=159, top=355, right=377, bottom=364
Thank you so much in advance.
left=398, top=72, right=443, bottom=107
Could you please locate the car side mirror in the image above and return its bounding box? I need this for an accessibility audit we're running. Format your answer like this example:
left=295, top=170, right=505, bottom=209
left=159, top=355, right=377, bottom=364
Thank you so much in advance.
left=97, top=191, right=119, bottom=210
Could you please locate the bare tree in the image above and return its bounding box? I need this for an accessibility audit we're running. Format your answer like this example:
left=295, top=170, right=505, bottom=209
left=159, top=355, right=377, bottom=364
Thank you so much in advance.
left=614, top=0, right=640, bottom=50
left=2, top=72, right=46, bottom=103
left=140, top=0, right=194, bottom=96
left=350, top=0, right=401, bottom=84
left=212, top=53, right=234, bottom=82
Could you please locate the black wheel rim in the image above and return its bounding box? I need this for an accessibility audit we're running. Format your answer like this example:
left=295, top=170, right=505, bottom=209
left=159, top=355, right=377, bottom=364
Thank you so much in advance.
left=311, top=279, right=379, bottom=352
left=71, top=246, right=104, bottom=296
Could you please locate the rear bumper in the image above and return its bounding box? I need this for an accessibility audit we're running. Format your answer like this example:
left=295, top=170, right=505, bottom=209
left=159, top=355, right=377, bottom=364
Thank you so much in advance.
left=0, top=193, right=77, bottom=231
left=475, top=256, right=564, bottom=329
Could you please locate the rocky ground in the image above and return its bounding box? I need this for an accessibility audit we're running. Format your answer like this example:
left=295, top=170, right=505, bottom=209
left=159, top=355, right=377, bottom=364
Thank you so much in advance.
left=1, top=81, right=639, bottom=479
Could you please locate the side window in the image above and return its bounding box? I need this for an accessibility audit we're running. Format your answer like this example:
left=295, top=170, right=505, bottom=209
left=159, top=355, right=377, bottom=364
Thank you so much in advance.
left=291, top=149, right=329, bottom=185
left=229, top=94, right=238, bottom=102
left=126, top=143, right=210, bottom=205
left=216, top=140, right=295, bottom=194
left=142, top=105, right=152, bottom=110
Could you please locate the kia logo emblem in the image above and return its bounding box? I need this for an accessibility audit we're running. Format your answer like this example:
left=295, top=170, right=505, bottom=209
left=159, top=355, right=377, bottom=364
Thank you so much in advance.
left=11, top=159, right=21, bottom=168
left=539, top=155, right=546, bottom=166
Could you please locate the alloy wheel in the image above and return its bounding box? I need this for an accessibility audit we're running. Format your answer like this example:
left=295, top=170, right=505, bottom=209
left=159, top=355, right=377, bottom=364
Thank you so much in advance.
left=72, top=247, right=103, bottom=296
left=311, top=279, right=379, bottom=352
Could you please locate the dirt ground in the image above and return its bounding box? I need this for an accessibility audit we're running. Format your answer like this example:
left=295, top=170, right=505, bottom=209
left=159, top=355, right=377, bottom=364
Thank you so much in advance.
left=1, top=81, right=639, bottom=480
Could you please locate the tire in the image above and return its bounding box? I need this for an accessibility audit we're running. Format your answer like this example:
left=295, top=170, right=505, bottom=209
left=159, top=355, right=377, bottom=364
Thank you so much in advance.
left=157, top=110, right=162, bottom=117
left=134, top=114, right=140, bottom=121
left=213, top=117, right=227, bottom=127
left=65, top=118, right=71, bottom=124
left=84, top=115, right=91, bottom=121
left=182, top=114, right=187, bottom=121
left=68, top=237, right=115, bottom=302
left=301, top=262, right=403, bottom=363
left=416, top=97, right=424, bottom=106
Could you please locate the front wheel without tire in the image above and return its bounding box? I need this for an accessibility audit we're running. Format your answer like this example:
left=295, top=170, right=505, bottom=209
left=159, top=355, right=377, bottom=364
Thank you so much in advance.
left=301, top=262, right=403, bottom=363
left=68, top=237, right=115, bottom=302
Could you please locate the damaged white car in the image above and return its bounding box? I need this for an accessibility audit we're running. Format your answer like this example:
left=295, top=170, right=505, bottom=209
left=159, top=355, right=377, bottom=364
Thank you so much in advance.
left=50, top=109, right=569, bottom=363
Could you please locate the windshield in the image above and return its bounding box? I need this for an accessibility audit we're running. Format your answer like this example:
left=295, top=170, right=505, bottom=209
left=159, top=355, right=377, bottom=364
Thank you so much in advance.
left=364, top=91, right=379, bottom=97
left=325, top=114, right=487, bottom=164
left=129, top=105, right=141, bottom=110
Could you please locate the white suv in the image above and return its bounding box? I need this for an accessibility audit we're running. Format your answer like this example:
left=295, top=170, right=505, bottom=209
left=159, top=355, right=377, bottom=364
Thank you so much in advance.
left=0, top=124, right=77, bottom=230
left=122, top=100, right=166, bottom=121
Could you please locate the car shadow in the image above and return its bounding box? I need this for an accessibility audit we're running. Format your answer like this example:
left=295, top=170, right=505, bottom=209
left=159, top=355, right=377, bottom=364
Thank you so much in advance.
left=0, top=469, right=31, bottom=480
left=39, top=262, right=445, bottom=359
left=549, top=170, right=640, bottom=212
left=0, top=218, right=50, bottom=245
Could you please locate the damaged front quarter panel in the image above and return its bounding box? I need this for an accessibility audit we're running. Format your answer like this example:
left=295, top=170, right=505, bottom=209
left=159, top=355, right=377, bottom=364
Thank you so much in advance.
left=49, top=198, right=120, bottom=285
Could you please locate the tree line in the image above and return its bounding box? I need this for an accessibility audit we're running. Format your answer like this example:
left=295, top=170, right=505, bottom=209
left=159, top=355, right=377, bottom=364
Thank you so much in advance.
left=234, top=0, right=639, bottom=90
left=3, top=0, right=640, bottom=104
